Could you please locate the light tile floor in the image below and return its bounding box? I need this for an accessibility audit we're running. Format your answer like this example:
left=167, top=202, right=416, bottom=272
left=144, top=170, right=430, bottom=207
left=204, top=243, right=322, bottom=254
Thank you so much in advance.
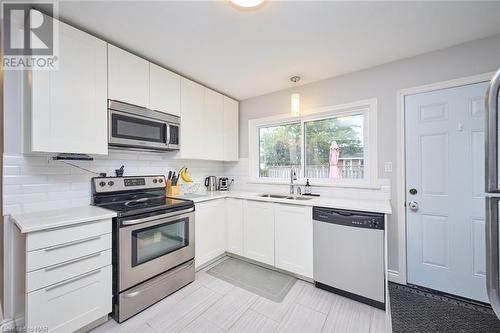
left=91, top=258, right=388, bottom=333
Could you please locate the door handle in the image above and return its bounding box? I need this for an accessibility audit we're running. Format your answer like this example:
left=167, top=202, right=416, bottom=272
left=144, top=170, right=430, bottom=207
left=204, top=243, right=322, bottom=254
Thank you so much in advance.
left=486, top=197, right=500, bottom=318
left=408, top=201, right=419, bottom=212
left=486, top=68, right=500, bottom=192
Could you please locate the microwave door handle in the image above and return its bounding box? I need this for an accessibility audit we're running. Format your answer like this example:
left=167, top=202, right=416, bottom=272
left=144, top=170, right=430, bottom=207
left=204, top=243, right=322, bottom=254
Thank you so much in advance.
left=486, top=69, right=500, bottom=192
left=165, top=124, right=170, bottom=145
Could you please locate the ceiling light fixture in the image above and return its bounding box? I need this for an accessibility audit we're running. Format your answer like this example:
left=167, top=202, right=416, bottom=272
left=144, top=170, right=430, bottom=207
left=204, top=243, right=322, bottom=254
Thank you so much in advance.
left=290, top=76, right=301, bottom=117
left=229, top=0, right=265, bottom=8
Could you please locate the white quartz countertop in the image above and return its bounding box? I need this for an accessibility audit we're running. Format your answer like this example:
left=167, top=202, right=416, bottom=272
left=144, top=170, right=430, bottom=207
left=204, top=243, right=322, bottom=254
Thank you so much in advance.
left=176, top=190, right=392, bottom=214
left=11, top=206, right=117, bottom=233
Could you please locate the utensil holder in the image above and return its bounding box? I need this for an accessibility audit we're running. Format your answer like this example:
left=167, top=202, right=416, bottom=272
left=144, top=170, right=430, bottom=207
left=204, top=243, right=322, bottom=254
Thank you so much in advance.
left=167, top=184, right=181, bottom=196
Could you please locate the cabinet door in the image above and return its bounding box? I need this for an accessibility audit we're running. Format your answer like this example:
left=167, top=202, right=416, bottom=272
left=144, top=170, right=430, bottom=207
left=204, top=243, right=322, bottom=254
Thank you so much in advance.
left=275, top=204, right=313, bottom=278
left=225, top=198, right=244, bottom=256
left=195, top=200, right=226, bottom=269
left=243, top=201, right=275, bottom=265
left=30, top=16, right=107, bottom=155
left=203, top=89, right=224, bottom=160
left=108, top=44, right=149, bottom=108
left=180, top=78, right=204, bottom=159
left=26, top=265, right=112, bottom=333
left=223, top=97, right=239, bottom=161
left=149, top=63, right=181, bottom=115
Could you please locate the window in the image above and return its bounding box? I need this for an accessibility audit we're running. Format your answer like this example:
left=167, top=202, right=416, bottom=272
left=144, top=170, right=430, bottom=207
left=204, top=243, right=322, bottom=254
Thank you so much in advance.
left=249, top=99, right=377, bottom=187
left=304, top=114, right=364, bottom=180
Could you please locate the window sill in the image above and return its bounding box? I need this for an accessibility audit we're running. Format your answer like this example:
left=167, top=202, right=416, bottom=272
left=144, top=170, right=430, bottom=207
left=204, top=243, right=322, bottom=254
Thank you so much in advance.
left=247, top=178, right=382, bottom=190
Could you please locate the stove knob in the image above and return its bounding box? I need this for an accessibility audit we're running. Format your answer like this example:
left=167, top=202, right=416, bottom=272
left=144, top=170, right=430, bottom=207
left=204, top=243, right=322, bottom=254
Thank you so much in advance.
left=159, top=178, right=163, bottom=183
left=108, top=181, right=114, bottom=186
left=99, top=181, right=106, bottom=187
left=153, top=179, right=158, bottom=184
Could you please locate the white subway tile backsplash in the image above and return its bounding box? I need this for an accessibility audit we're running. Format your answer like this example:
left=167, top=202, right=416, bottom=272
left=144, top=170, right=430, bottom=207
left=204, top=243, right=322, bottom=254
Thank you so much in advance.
left=3, top=153, right=225, bottom=215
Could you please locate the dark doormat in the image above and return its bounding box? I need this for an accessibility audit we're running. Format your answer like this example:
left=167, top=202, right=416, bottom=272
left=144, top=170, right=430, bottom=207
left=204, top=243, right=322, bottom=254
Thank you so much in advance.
left=389, top=282, right=500, bottom=333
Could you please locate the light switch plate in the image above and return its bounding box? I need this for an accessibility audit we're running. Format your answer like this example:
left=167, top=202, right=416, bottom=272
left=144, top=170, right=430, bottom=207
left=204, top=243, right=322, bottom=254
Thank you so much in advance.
left=384, top=161, right=393, bottom=173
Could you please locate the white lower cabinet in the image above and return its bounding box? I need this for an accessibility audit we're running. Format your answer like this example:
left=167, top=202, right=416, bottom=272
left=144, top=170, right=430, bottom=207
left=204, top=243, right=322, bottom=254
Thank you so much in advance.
left=26, top=266, right=112, bottom=333
left=275, top=204, right=313, bottom=278
left=15, top=219, right=113, bottom=332
left=195, top=200, right=226, bottom=269
left=243, top=200, right=275, bottom=266
left=225, top=198, right=244, bottom=256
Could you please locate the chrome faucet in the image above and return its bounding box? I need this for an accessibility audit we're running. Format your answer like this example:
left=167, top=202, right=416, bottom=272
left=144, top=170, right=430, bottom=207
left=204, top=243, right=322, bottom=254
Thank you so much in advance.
left=290, top=167, right=297, bottom=194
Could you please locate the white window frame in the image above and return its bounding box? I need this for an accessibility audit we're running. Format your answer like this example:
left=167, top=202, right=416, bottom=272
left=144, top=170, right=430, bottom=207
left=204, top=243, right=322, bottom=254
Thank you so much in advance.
left=248, top=98, right=379, bottom=189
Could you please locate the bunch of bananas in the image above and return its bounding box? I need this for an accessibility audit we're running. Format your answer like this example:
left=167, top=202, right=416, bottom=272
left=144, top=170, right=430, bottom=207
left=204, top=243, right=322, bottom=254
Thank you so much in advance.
left=179, top=167, right=193, bottom=183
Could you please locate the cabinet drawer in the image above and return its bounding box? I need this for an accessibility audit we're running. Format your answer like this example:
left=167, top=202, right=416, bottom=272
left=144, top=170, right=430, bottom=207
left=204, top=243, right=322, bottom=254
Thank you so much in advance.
left=26, top=265, right=112, bottom=333
left=27, top=249, right=111, bottom=292
left=27, top=219, right=111, bottom=251
left=27, top=233, right=111, bottom=272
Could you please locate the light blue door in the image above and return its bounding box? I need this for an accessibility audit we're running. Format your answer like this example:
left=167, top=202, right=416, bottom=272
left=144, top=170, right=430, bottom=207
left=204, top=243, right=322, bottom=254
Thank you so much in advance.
left=406, top=82, right=489, bottom=302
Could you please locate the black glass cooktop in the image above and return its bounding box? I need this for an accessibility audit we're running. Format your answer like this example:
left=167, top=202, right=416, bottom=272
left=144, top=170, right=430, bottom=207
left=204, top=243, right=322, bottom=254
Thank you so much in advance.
left=93, top=190, right=193, bottom=217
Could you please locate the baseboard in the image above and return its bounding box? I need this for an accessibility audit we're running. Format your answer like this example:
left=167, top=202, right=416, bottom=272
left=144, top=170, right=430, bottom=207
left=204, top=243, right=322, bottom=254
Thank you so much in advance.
left=0, top=317, right=18, bottom=332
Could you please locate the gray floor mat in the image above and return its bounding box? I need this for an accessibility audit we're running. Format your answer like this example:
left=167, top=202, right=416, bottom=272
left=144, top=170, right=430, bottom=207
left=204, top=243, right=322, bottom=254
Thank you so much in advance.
left=207, top=258, right=296, bottom=302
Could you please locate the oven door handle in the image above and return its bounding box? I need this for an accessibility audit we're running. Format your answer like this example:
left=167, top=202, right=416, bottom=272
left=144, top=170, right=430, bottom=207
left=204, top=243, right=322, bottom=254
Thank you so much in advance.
left=121, top=207, right=194, bottom=226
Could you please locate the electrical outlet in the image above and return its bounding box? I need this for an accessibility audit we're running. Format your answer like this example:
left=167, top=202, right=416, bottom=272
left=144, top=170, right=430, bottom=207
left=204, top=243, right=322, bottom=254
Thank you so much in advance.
left=384, top=161, right=393, bottom=173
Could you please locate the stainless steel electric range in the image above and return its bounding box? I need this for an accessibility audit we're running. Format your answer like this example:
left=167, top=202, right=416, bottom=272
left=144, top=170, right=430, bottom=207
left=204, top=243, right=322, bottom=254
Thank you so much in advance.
left=91, top=175, right=195, bottom=323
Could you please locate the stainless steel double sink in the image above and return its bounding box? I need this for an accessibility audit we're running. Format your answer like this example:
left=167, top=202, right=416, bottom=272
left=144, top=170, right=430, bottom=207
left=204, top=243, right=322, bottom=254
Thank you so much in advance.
left=259, top=194, right=313, bottom=201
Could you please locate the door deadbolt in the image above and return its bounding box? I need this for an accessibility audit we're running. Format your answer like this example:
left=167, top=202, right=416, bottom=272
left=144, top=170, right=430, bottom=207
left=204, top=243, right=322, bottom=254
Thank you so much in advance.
left=409, top=201, right=419, bottom=211
left=409, top=188, right=417, bottom=195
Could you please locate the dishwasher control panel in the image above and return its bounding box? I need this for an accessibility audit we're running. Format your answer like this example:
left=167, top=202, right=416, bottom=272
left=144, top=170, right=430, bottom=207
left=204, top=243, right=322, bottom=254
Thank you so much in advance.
left=313, top=207, right=384, bottom=230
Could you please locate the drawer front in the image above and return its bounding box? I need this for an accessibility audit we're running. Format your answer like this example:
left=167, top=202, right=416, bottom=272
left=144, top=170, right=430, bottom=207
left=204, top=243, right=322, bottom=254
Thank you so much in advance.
left=27, top=233, right=111, bottom=272
left=27, top=249, right=111, bottom=292
left=26, top=265, right=112, bottom=333
left=27, top=219, right=112, bottom=251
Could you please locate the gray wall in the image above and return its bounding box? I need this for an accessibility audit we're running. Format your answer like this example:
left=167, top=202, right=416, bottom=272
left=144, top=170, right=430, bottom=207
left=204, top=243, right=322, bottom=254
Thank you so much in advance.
left=238, top=34, right=500, bottom=276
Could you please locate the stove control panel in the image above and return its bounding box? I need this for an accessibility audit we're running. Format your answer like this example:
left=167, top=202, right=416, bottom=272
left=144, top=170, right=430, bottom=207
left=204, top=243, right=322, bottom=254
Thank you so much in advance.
left=92, top=175, right=166, bottom=193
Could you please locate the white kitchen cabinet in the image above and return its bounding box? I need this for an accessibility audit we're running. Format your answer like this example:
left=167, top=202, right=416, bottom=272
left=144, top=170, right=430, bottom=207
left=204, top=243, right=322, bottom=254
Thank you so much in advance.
left=203, top=89, right=225, bottom=160
left=12, top=216, right=113, bottom=333
left=243, top=200, right=275, bottom=266
left=223, top=97, right=239, bottom=161
left=180, top=78, right=205, bottom=159
left=108, top=44, right=149, bottom=108
left=149, top=63, right=181, bottom=115
left=275, top=204, right=313, bottom=278
left=225, top=198, right=244, bottom=256
left=195, top=200, right=226, bottom=269
left=28, top=14, right=107, bottom=155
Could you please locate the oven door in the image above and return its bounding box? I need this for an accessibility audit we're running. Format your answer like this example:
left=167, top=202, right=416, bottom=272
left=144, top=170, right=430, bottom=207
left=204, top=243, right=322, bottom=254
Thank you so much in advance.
left=109, top=109, right=169, bottom=150
left=118, top=207, right=195, bottom=291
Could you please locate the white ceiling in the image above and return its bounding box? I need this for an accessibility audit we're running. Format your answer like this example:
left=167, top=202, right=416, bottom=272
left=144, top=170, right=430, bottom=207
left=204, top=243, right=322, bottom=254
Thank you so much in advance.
left=58, top=1, right=500, bottom=100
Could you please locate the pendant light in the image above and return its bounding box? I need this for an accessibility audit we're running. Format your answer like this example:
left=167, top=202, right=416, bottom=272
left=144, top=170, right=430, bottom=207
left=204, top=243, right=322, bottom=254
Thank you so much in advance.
left=229, top=0, right=265, bottom=8
left=290, top=76, right=301, bottom=117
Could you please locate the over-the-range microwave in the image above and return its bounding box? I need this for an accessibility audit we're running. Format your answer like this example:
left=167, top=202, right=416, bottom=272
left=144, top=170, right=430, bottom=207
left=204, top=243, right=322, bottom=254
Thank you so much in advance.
left=108, top=100, right=180, bottom=151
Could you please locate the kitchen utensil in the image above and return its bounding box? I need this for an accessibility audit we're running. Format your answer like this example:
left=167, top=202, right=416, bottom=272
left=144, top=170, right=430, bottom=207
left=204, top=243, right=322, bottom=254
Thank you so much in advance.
left=115, top=165, right=124, bottom=177
left=204, top=176, right=218, bottom=191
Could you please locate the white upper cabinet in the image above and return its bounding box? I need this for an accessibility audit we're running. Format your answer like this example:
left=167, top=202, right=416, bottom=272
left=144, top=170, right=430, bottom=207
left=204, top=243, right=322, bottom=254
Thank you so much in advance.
left=149, top=63, right=181, bottom=116
left=29, top=15, right=107, bottom=155
left=203, top=89, right=224, bottom=160
left=180, top=78, right=205, bottom=159
left=223, top=97, right=239, bottom=161
left=275, top=204, right=313, bottom=278
left=180, top=79, right=228, bottom=161
left=243, top=200, right=275, bottom=266
left=108, top=44, right=149, bottom=108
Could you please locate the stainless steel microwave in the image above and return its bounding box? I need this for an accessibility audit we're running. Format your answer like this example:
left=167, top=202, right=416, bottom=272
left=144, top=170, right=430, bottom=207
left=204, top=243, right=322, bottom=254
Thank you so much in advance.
left=108, top=100, right=180, bottom=151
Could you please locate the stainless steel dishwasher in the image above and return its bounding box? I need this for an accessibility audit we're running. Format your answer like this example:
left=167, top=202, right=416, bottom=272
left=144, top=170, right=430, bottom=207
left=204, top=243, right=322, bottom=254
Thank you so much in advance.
left=313, top=207, right=385, bottom=309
